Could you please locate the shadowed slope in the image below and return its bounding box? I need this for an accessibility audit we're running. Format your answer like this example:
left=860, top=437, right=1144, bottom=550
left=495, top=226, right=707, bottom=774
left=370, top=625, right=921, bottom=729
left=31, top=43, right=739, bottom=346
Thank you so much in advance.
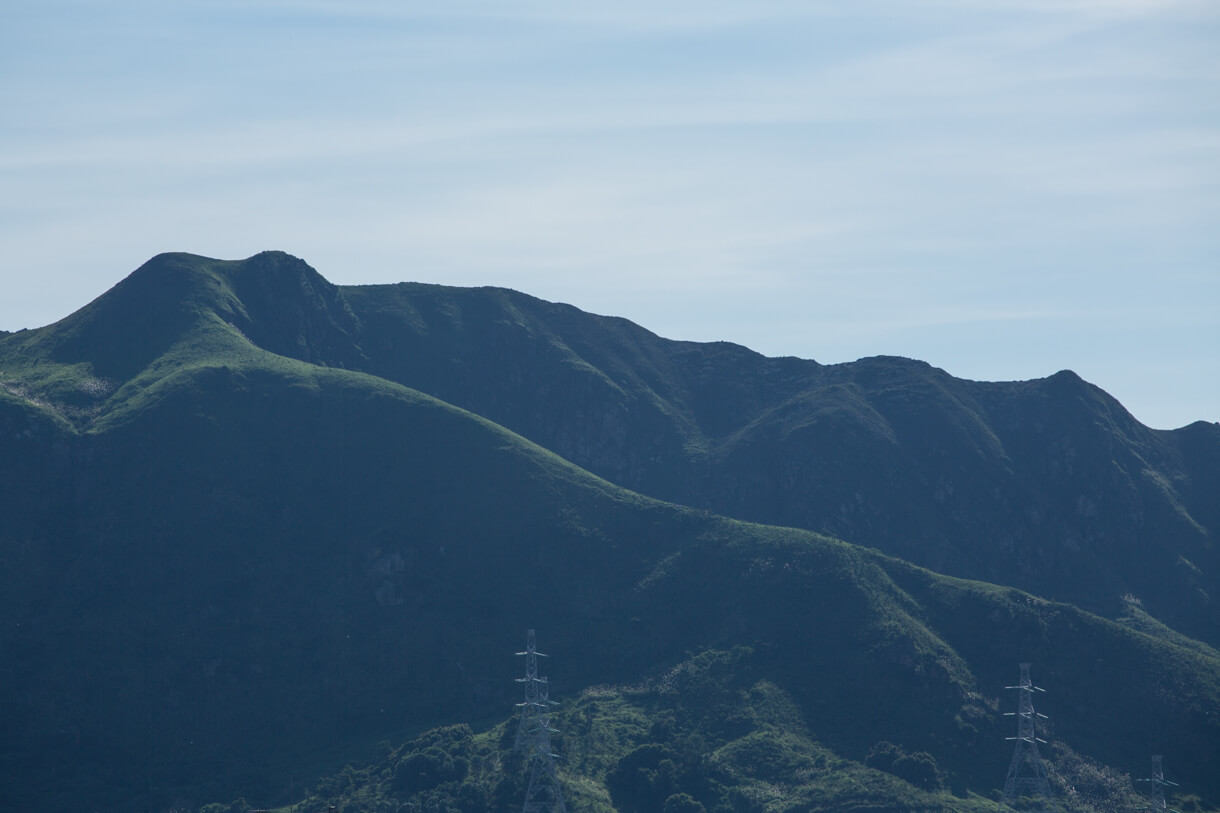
left=2, top=360, right=1217, bottom=811
left=338, top=279, right=1219, bottom=641
left=2, top=252, right=1214, bottom=642
left=1, top=252, right=1217, bottom=812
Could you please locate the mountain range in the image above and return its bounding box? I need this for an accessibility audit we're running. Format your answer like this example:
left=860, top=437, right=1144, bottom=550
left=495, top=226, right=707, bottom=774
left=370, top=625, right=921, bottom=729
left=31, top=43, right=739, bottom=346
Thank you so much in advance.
left=1, top=251, right=1216, bottom=813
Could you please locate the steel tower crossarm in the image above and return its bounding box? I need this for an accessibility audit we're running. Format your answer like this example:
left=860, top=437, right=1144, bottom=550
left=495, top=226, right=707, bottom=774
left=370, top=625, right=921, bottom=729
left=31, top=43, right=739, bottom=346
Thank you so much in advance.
left=1002, top=663, right=1054, bottom=809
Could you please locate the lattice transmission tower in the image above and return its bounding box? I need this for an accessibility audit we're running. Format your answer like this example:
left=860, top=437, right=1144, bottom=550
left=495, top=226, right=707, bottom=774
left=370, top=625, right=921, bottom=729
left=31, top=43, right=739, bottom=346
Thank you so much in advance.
left=515, top=629, right=547, bottom=750
left=514, top=629, right=568, bottom=813
left=1135, top=755, right=1181, bottom=813
left=1002, top=662, right=1055, bottom=810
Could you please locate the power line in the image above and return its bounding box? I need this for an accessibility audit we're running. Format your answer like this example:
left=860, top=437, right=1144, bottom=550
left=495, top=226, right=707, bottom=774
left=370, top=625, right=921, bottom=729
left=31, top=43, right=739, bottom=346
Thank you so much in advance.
left=1135, top=755, right=1182, bottom=813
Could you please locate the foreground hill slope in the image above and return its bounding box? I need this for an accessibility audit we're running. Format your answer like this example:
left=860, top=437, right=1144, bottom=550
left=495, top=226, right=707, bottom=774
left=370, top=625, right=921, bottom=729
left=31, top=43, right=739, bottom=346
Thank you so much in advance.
left=0, top=252, right=1216, bottom=812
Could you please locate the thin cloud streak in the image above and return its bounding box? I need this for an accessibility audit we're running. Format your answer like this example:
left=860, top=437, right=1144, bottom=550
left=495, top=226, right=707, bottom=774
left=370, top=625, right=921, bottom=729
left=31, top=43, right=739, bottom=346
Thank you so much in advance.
left=1, top=0, right=1215, bottom=429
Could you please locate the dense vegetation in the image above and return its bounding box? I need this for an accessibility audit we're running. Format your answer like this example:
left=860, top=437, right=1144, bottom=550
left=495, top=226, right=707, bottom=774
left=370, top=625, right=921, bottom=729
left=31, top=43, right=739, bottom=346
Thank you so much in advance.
left=0, top=252, right=1216, bottom=813
left=223, top=647, right=1195, bottom=813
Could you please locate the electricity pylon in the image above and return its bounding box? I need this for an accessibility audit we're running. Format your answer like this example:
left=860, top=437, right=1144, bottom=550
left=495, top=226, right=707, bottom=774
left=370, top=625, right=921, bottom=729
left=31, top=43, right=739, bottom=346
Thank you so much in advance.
left=514, top=629, right=567, bottom=813
left=1002, top=662, right=1054, bottom=810
left=515, top=629, right=548, bottom=750
left=1136, top=755, right=1181, bottom=813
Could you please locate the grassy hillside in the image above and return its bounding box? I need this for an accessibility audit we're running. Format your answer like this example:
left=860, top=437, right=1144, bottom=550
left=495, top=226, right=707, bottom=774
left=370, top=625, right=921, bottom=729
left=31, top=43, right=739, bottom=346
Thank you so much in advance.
left=4, top=251, right=1215, bottom=643
left=346, top=267, right=1219, bottom=642
left=1, top=252, right=1216, bottom=813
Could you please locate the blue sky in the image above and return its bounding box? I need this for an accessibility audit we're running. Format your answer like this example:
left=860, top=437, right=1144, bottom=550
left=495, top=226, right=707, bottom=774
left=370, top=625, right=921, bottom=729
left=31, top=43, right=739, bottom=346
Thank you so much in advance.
left=2, top=0, right=1216, bottom=429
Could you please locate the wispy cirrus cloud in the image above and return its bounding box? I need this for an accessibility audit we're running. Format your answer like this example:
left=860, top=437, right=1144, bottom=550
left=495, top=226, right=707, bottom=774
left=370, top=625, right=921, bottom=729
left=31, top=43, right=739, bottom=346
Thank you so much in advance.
left=1, top=0, right=1216, bottom=426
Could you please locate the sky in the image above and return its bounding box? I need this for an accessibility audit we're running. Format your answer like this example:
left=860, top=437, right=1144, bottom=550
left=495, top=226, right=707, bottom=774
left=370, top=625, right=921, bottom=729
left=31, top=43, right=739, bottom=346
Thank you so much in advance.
left=1, top=0, right=1216, bottom=429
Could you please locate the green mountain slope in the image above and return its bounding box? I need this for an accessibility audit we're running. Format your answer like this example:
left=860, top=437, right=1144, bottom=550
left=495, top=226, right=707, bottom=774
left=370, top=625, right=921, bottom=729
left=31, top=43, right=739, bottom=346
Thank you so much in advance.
left=1, top=252, right=1217, bottom=813
left=5, top=251, right=1215, bottom=644
left=339, top=279, right=1220, bottom=644
left=27, top=250, right=1202, bottom=643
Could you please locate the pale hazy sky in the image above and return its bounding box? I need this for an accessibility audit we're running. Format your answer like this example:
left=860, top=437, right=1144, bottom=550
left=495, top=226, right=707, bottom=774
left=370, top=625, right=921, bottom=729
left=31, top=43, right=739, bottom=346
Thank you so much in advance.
left=2, top=0, right=1216, bottom=429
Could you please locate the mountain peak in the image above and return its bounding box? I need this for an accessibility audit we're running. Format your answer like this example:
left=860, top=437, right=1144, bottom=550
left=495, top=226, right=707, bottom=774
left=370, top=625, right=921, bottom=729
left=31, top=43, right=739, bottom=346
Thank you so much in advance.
left=218, top=251, right=365, bottom=369
left=26, top=252, right=366, bottom=386
left=38, top=252, right=230, bottom=381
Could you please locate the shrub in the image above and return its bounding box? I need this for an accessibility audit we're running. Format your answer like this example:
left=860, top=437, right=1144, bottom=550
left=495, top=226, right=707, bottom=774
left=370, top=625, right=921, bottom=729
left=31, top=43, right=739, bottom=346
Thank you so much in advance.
left=663, top=791, right=707, bottom=813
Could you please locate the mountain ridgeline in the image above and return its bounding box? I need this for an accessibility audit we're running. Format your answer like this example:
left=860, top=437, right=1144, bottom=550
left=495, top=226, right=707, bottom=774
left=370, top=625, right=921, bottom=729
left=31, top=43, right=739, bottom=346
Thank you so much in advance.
left=1, top=251, right=1216, bottom=813
left=347, top=273, right=1218, bottom=641
left=27, top=250, right=1213, bottom=632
